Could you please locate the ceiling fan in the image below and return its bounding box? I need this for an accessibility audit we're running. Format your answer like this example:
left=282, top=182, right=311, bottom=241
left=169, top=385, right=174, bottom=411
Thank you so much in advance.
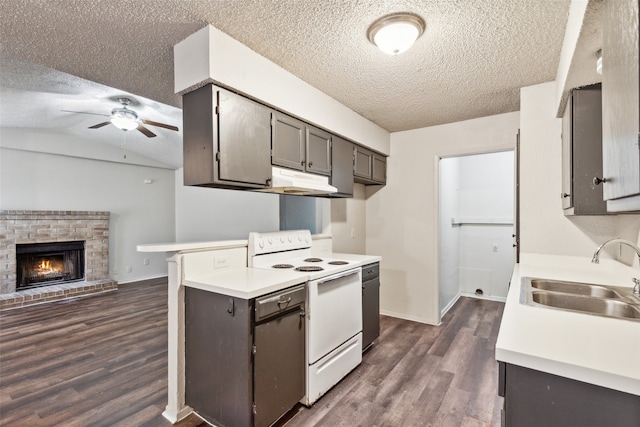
left=62, top=97, right=179, bottom=138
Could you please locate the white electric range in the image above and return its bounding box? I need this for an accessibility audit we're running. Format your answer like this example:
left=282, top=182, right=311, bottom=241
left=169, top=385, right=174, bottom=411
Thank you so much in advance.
left=248, top=230, right=363, bottom=406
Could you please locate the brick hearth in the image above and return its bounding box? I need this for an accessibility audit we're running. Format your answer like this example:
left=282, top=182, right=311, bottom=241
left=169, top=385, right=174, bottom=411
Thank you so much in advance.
left=0, top=210, right=117, bottom=309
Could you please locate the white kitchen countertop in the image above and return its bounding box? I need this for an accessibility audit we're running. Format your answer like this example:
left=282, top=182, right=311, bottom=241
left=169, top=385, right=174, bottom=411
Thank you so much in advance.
left=330, top=253, right=382, bottom=265
left=184, top=267, right=307, bottom=299
left=496, top=253, right=640, bottom=395
left=183, top=253, right=382, bottom=300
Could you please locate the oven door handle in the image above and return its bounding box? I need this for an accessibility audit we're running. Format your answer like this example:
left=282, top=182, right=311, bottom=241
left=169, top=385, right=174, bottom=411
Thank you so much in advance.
left=317, top=269, right=359, bottom=285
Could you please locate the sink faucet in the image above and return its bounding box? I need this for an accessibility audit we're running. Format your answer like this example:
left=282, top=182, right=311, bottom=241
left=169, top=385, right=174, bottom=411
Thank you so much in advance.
left=592, top=238, right=640, bottom=295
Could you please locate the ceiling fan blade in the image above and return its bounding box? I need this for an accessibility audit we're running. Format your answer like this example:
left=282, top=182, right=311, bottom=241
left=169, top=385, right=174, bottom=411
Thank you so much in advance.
left=61, top=110, right=110, bottom=117
left=137, top=125, right=156, bottom=138
left=142, top=119, right=179, bottom=132
left=88, top=121, right=111, bottom=129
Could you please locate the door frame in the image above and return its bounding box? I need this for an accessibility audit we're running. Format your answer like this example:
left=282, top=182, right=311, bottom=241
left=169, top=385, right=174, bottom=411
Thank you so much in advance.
left=435, top=144, right=518, bottom=324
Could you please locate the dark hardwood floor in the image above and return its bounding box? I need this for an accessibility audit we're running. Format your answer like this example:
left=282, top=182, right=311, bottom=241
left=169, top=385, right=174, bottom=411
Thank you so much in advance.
left=0, top=278, right=504, bottom=427
left=283, top=297, right=504, bottom=427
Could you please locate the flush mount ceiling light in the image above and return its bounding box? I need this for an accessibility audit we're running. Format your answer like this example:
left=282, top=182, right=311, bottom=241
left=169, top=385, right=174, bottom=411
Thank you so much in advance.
left=367, top=12, right=426, bottom=55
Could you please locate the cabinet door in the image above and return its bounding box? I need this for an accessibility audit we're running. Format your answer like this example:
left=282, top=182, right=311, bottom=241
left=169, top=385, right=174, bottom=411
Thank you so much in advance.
left=330, top=136, right=354, bottom=197
left=272, top=112, right=305, bottom=171
left=306, top=126, right=332, bottom=176
left=571, top=86, right=607, bottom=214
left=254, top=309, right=305, bottom=427
left=217, top=89, right=273, bottom=187
left=562, top=85, right=608, bottom=215
left=561, top=95, right=573, bottom=209
left=354, top=146, right=373, bottom=179
left=602, top=0, right=640, bottom=206
left=362, top=277, right=380, bottom=351
left=185, top=288, right=253, bottom=427
left=372, top=153, right=387, bottom=184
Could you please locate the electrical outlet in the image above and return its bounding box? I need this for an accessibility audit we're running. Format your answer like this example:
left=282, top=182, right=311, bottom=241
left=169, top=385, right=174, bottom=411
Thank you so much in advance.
left=143, top=258, right=150, bottom=266
left=491, top=243, right=499, bottom=253
left=214, top=256, right=228, bottom=269
left=126, top=265, right=133, bottom=273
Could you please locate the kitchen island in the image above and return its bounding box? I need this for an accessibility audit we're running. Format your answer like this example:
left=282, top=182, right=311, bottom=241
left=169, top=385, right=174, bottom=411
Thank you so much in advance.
left=138, top=235, right=382, bottom=425
left=496, top=253, right=640, bottom=425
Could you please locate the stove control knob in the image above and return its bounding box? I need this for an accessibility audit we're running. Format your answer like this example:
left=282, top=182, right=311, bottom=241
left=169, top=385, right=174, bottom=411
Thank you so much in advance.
left=288, top=236, right=293, bottom=242
left=298, top=235, right=302, bottom=241
left=259, top=240, right=264, bottom=249
left=268, top=237, right=273, bottom=245
left=280, top=237, right=285, bottom=243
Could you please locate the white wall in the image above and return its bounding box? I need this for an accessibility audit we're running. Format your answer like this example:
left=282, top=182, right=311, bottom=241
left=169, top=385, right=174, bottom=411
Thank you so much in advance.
left=519, top=82, right=640, bottom=261
left=0, top=147, right=175, bottom=283
left=174, top=168, right=279, bottom=241
left=366, top=112, right=520, bottom=325
left=331, top=184, right=367, bottom=254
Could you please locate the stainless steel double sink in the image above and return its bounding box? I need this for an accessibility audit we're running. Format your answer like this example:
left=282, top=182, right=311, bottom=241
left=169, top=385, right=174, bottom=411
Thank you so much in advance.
left=520, top=277, right=640, bottom=322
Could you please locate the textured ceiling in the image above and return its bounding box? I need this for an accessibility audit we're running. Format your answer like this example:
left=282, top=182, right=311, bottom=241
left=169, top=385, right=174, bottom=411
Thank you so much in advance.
left=0, top=0, right=573, bottom=166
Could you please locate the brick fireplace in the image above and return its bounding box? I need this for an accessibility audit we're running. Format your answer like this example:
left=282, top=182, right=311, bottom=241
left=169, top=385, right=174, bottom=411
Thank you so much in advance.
left=0, top=210, right=117, bottom=309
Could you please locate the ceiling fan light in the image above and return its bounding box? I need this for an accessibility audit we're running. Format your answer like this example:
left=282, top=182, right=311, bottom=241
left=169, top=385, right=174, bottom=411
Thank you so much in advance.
left=111, top=115, right=138, bottom=131
left=110, top=106, right=139, bottom=131
left=368, top=13, right=425, bottom=55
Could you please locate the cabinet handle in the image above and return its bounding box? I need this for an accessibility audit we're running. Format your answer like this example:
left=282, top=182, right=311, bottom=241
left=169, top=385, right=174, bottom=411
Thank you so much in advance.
left=561, top=193, right=570, bottom=198
left=265, top=178, right=272, bottom=187
left=308, top=161, right=313, bottom=167
left=301, top=160, right=305, bottom=166
left=592, top=177, right=607, bottom=186
left=277, top=297, right=292, bottom=307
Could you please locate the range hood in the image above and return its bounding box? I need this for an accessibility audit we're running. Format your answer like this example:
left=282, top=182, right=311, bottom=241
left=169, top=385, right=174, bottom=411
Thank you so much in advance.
left=257, top=167, right=337, bottom=196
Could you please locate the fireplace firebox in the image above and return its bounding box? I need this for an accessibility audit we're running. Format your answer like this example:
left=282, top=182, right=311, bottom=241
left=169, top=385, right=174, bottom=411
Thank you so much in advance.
left=16, top=241, right=85, bottom=290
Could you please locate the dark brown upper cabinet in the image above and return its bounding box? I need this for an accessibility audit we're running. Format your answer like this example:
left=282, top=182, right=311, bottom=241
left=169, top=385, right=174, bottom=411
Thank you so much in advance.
left=601, top=0, right=640, bottom=212
left=327, top=135, right=354, bottom=197
left=182, top=84, right=272, bottom=189
left=306, top=126, right=332, bottom=176
left=354, top=145, right=386, bottom=185
left=272, top=112, right=331, bottom=177
left=561, top=84, right=608, bottom=215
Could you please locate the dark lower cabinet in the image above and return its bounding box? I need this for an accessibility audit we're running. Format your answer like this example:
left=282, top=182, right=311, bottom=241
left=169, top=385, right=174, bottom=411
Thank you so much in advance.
left=185, top=288, right=253, bottom=427
left=362, top=262, right=380, bottom=351
left=498, top=362, right=640, bottom=427
left=185, top=285, right=305, bottom=427
left=253, top=287, right=305, bottom=427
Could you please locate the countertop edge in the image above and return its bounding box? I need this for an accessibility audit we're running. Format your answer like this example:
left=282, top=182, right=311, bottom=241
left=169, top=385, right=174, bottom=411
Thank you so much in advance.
left=496, top=254, right=640, bottom=396
left=137, top=240, right=248, bottom=252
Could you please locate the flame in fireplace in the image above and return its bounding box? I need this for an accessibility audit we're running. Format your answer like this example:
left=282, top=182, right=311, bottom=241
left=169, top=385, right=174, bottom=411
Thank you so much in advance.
left=36, top=258, right=61, bottom=275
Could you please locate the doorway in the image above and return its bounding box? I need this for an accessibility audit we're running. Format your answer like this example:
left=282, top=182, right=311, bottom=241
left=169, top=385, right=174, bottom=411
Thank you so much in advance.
left=438, top=150, right=515, bottom=317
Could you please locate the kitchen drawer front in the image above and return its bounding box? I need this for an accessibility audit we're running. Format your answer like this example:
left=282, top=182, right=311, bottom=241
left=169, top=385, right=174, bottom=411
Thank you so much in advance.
left=362, top=262, right=379, bottom=281
left=255, top=285, right=305, bottom=322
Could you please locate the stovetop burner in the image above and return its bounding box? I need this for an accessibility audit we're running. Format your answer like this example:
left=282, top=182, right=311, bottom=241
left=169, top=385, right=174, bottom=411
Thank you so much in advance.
left=328, top=260, right=349, bottom=265
left=272, top=264, right=295, bottom=269
left=304, top=257, right=323, bottom=262
left=295, top=266, right=324, bottom=272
